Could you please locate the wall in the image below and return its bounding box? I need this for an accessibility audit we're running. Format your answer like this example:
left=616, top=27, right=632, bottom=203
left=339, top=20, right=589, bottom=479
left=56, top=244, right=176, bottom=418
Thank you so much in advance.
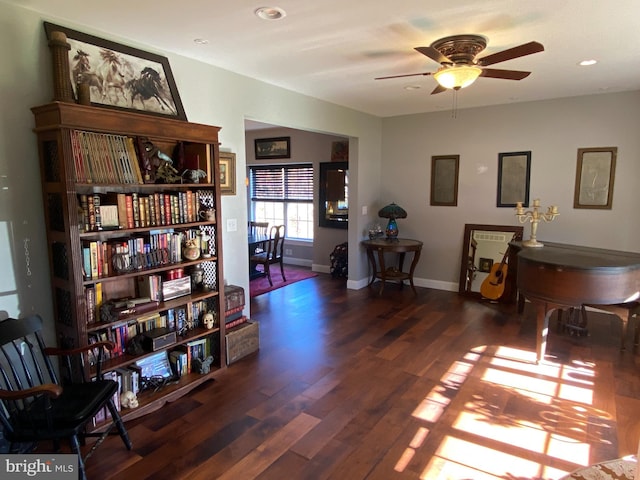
left=381, top=91, right=640, bottom=291
left=0, top=2, right=637, bottom=336
left=0, top=3, right=383, bottom=332
left=245, top=126, right=348, bottom=272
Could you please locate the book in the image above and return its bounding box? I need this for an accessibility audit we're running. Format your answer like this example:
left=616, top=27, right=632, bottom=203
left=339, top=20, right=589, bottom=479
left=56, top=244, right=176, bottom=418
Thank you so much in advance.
left=95, top=282, right=103, bottom=322
left=116, top=193, right=128, bottom=229
left=70, top=130, right=86, bottom=182
left=89, top=241, right=99, bottom=279
left=132, top=193, right=140, bottom=228
left=85, top=285, right=96, bottom=324
left=87, top=195, right=96, bottom=231
left=125, top=136, right=144, bottom=184
left=125, top=194, right=134, bottom=229
left=82, top=246, right=91, bottom=279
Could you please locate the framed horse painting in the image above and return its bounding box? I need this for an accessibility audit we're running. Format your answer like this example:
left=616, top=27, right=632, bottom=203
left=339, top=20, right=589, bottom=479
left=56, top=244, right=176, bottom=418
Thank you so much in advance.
left=44, top=22, right=187, bottom=121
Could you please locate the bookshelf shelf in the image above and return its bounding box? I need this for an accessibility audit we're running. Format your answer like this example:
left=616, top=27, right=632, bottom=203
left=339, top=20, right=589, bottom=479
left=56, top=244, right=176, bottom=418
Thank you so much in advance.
left=32, top=101, right=227, bottom=426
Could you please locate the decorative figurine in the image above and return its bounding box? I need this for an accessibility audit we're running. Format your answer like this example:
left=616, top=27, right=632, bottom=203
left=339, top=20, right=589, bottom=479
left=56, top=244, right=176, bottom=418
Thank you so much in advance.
left=203, top=311, right=216, bottom=330
left=182, top=169, right=207, bottom=183
left=192, top=356, right=214, bottom=374
left=183, top=239, right=200, bottom=261
left=120, top=391, right=139, bottom=409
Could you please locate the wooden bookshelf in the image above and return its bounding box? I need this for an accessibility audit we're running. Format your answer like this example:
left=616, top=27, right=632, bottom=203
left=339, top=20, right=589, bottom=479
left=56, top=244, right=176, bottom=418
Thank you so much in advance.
left=32, top=101, right=227, bottom=425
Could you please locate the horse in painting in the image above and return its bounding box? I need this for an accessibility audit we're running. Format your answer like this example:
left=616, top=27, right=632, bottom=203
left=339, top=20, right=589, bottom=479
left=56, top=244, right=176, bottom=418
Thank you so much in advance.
left=72, top=49, right=103, bottom=97
left=126, top=67, right=176, bottom=114
left=97, top=49, right=134, bottom=105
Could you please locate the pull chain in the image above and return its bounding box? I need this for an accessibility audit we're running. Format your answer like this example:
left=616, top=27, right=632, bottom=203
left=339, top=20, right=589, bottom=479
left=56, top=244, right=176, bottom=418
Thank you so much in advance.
left=451, top=88, right=459, bottom=119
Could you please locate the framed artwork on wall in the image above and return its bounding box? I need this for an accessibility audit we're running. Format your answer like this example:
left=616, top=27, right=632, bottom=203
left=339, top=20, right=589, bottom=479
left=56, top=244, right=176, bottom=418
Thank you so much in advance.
left=573, top=147, right=617, bottom=209
left=254, top=137, right=290, bottom=159
left=430, top=155, right=459, bottom=206
left=478, top=257, right=494, bottom=273
left=219, top=152, right=236, bottom=195
left=497, top=151, right=531, bottom=207
left=43, top=22, right=187, bottom=121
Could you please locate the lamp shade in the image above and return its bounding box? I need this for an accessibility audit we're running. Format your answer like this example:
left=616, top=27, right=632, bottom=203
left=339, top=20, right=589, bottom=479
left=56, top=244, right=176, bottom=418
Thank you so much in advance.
left=378, top=203, right=407, bottom=219
left=378, top=203, right=407, bottom=240
left=433, top=65, right=482, bottom=90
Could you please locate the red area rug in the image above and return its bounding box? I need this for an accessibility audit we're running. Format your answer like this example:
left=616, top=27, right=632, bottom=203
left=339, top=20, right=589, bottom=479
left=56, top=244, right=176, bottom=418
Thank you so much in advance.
left=249, top=266, right=318, bottom=298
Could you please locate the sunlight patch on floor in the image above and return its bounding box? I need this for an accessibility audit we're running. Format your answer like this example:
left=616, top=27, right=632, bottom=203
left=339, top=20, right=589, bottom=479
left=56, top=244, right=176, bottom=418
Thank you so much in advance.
left=397, top=345, right=614, bottom=478
left=421, top=436, right=567, bottom=480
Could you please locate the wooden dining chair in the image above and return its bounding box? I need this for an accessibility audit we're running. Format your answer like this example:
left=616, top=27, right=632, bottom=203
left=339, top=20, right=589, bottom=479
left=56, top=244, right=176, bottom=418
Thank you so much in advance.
left=248, top=221, right=269, bottom=253
left=249, top=224, right=286, bottom=286
left=583, top=301, right=640, bottom=352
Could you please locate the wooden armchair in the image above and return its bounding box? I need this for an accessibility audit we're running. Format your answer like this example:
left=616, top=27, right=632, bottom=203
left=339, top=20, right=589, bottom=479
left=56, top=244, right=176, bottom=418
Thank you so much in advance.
left=0, top=315, right=132, bottom=480
left=249, top=224, right=286, bottom=286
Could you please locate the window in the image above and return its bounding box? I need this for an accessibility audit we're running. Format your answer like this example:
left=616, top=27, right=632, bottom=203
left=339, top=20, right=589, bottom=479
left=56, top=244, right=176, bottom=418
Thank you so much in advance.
left=250, top=164, right=314, bottom=240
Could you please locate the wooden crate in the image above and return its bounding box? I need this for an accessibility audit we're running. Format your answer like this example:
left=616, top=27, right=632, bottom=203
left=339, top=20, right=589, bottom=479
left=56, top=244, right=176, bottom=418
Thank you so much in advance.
left=225, top=321, right=259, bottom=365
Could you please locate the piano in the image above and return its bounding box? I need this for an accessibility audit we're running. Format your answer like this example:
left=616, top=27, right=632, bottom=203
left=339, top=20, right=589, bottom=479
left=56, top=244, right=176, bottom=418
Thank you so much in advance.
left=513, top=241, right=640, bottom=363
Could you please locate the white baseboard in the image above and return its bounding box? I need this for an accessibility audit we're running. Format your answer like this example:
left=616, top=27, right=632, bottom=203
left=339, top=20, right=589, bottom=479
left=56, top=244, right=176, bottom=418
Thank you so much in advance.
left=284, top=257, right=312, bottom=268
left=347, top=276, right=458, bottom=292
left=312, top=263, right=331, bottom=274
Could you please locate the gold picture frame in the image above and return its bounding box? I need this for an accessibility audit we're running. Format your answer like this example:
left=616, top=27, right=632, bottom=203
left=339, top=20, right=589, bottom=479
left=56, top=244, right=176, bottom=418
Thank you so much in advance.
left=573, top=147, right=617, bottom=209
left=219, top=152, right=236, bottom=196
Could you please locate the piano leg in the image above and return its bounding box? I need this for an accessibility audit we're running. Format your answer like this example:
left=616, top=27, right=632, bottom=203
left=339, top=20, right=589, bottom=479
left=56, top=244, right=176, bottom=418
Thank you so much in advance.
left=534, top=301, right=567, bottom=364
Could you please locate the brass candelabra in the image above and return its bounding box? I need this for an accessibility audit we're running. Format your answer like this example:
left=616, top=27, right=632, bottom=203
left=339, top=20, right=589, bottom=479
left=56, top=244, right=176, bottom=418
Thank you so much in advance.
left=515, top=199, right=559, bottom=247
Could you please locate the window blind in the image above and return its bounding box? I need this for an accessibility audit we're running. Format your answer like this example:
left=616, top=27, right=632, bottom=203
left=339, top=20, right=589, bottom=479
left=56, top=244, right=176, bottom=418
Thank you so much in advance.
left=250, top=164, right=313, bottom=201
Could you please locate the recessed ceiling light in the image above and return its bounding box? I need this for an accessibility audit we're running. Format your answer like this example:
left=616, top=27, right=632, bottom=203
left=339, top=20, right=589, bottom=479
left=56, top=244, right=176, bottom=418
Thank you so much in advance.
left=404, top=85, right=421, bottom=90
left=193, top=38, right=209, bottom=45
left=255, top=6, right=286, bottom=20
left=579, top=59, right=597, bottom=66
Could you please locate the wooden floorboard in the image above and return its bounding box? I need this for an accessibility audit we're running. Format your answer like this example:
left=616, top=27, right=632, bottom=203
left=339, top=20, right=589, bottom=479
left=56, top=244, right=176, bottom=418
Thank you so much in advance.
left=80, top=273, right=640, bottom=479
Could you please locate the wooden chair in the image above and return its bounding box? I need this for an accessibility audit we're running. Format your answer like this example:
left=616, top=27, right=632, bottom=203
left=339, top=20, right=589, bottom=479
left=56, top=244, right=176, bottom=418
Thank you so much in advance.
left=583, top=302, right=640, bottom=352
left=557, top=302, right=640, bottom=352
left=249, top=224, right=286, bottom=286
left=248, top=221, right=269, bottom=253
left=249, top=221, right=269, bottom=237
left=0, top=315, right=132, bottom=480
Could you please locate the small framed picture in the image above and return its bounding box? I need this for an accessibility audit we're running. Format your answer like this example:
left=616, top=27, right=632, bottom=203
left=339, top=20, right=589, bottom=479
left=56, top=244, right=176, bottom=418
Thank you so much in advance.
left=478, top=257, right=494, bottom=273
left=219, top=152, right=236, bottom=195
left=574, top=147, right=617, bottom=209
left=497, top=151, right=531, bottom=207
left=430, top=155, right=459, bottom=206
left=254, top=137, right=290, bottom=159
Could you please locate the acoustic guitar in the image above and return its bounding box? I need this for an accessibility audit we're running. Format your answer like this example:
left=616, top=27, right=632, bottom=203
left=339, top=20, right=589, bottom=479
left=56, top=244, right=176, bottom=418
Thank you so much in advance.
left=480, top=241, right=513, bottom=300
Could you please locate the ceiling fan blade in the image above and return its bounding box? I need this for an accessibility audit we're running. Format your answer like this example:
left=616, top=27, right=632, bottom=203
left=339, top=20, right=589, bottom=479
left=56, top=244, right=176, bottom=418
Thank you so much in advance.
left=477, top=41, right=544, bottom=66
left=415, top=46, right=452, bottom=65
left=480, top=68, right=531, bottom=80
left=375, top=72, right=432, bottom=80
left=431, top=84, right=448, bottom=95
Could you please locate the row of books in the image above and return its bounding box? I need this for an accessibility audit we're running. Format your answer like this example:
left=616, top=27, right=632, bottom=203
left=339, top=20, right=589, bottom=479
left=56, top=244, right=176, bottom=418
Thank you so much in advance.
left=79, top=190, right=206, bottom=233
left=87, top=300, right=212, bottom=356
left=82, top=228, right=201, bottom=279
left=71, top=130, right=144, bottom=184
left=169, top=336, right=213, bottom=377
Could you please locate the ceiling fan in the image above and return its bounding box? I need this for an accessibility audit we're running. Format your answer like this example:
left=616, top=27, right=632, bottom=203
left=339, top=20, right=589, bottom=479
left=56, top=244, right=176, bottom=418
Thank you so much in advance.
left=375, top=34, right=544, bottom=94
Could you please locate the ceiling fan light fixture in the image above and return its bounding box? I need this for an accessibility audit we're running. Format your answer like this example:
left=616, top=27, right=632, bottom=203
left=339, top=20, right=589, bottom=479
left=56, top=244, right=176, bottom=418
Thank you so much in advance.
left=434, top=65, right=482, bottom=90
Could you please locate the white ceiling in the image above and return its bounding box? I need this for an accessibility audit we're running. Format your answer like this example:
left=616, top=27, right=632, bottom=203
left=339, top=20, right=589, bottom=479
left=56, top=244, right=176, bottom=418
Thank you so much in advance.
left=10, top=0, right=640, bottom=118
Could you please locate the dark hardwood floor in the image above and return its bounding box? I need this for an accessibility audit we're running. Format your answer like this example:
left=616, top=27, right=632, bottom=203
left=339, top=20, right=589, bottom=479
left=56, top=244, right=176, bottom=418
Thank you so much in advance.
left=86, top=273, right=640, bottom=479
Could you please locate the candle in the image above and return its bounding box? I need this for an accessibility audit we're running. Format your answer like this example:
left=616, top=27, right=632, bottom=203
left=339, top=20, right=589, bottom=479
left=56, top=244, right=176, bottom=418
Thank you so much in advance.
left=551, top=205, right=558, bottom=214
left=533, top=199, right=540, bottom=207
